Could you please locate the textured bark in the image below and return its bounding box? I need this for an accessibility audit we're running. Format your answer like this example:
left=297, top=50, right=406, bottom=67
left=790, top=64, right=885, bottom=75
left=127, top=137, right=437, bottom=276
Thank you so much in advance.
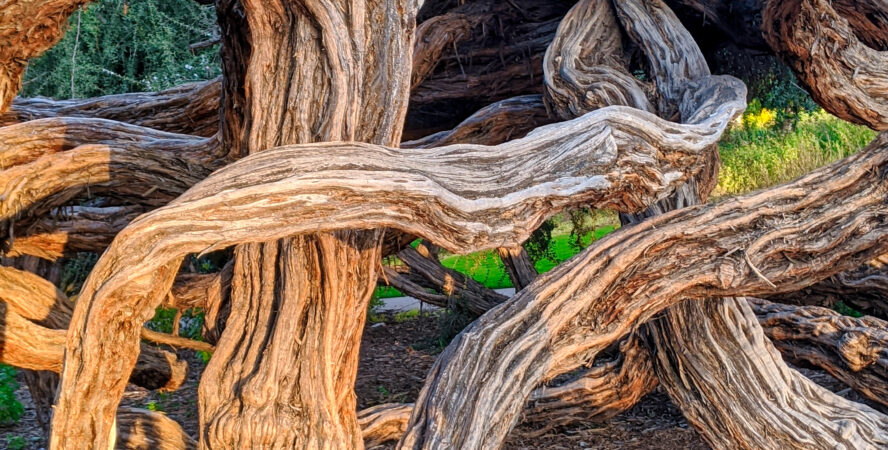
left=355, top=336, right=657, bottom=446
left=750, top=298, right=888, bottom=409
left=521, top=335, right=658, bottom=436
left=359, top=403, right=415, bottom=448
left=647, top=298, right=887, bottom=449
left=1, top=79, right=221, bottom=137
left=0, top=118, right=219, bottom=255
left=0, top=265, right=187, bottom=391
left=770, top=256, right=888, bottom=320
left=193, top=0, right=418, bottom=449
left=400, top=133, right=888, bottom=448
left=541, top=2, right=888, bottom=449
left=542, top=0, right=654, bottom=118
left=407, top=0, right=570, bottom=107
left=497, top=246, right=538, bottom=291
left=5, top=205, right=143, bottom=260
left=46, top=7, right=744, bottom=444
left=0, top=0, right=90, bottom=111
left=116, top=407, right=198, bottom=450
left=763, top=0, right=888, bottom=131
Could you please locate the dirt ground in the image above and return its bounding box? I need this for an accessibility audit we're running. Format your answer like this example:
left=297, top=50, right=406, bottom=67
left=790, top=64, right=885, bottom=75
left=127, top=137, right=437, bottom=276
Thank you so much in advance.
left=1, top=312, right=876, bottom=449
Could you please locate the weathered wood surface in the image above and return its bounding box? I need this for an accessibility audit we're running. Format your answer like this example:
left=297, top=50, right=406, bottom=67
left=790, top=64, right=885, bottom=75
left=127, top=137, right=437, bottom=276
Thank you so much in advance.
left=6, top=205, right=143, bottom=260
left=0, top=117, right=219, bottom=255
left=770, top=256, right=888, bottom=320
left=763, top=0, right=888, bottom=131
left=1, top=79, right=221, bottom=137
left=399, top=132, right=888, bottom=449
left=750, top=298, right=888, bottom=409
left=115, top=407, right=197, bottom=450
left=47, top=40, right=743, bottom=449
left=195, top=0, right=419, bottom=449
left=0, top=265, right=186, bottom=391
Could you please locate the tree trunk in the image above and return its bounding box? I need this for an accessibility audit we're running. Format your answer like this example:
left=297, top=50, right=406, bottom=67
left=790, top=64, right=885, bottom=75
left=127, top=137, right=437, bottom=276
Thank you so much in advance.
left=198, top=0, right=415, bottom=448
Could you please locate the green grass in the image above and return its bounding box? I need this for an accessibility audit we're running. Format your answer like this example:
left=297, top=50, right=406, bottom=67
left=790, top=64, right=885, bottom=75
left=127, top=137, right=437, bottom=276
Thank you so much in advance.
left=375, top=223, right=618, bottom=299
left=714, top=106, right=876, bottom=198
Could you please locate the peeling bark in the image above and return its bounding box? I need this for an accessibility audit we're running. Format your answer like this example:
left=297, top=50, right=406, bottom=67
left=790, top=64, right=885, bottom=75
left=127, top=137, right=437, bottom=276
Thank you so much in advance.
left=763, top=0, right=888, bottom=131
left=400, top=133, right=888, bottom=449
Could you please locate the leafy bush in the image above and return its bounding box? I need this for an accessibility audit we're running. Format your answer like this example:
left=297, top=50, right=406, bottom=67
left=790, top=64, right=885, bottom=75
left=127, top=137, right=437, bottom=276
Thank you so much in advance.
left=716, top=108, right=876, bottom=197
left=0, top=365, right=23, bottom=425
left=22, top=0, right=220, bottom=99
left=7, top=435, right=27, bottom=450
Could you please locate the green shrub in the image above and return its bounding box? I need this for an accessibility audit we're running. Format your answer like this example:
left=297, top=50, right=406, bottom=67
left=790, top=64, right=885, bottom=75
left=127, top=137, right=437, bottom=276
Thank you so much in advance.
left=22, top=0, right=220, bottom=99
left=7, top=435, right=27, bottom=450
left=715, top=108, right=876, bottom=198
left=0, top=365, right=23, bottom=425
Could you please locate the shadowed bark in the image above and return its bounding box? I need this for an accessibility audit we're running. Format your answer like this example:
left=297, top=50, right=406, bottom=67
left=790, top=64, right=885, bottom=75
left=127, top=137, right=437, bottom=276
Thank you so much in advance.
left=763, top=0, right=888, bottom=131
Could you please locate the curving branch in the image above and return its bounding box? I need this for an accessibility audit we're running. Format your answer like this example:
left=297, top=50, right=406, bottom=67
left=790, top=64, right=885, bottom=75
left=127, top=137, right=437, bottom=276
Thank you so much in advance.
left=115, top=407, right=197, bottom=450
left=762, top=0, right=888, bottom=131
left=770, top=256, right=888, bottom=320
left=1, top=79, right=221, bottom=137
left=0, top=118, right=220, bottom=254
left=48, top=64, right=744, bottom=446
left=543, top=0, right=654, bottom=118
left=400, top=133, right=888, bottom=449
left=5, top=205, right=143, bottom=260
left=0, top=266, right=187, bottom=391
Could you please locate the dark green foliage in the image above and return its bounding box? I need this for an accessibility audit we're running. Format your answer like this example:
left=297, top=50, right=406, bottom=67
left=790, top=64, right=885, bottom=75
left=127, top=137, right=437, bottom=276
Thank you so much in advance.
left=22, top=0, right=220, bottom=99
left=0, top=365, right=23, bottom=425
left=524, top=219, right=557, bottom=266
left=6, top=435, right=27, bottom=450
left=714, top=48, right=817, bottom=126
left=60, top=252, right=99, bottom=297
left=147, top=307, right=205, bottom=340
left=833, top=301, right=864, bottom=318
